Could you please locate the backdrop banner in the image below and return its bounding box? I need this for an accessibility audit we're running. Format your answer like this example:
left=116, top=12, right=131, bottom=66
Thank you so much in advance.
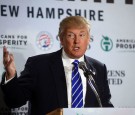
left=0, top=0, right=135, bottom=114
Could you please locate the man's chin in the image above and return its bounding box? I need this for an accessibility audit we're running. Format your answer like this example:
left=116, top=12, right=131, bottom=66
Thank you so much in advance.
left=70, top=53, right=83, bottom=59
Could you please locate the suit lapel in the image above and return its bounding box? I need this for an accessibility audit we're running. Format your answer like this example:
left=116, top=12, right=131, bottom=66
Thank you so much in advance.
left=50, top=49, right=68, bottom=107
left=85, top=56, right=97, bottom=76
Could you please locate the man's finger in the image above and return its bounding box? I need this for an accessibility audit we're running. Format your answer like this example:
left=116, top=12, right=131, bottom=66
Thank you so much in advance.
left=3, top=46, right=7, bottom=57
left=9, top=54, right=14, bottom=64
left=3, top=46, right=9, bottom=58
left=5, top=54, right=14, bottom=68
left=3, top=46, right=10, bottom=66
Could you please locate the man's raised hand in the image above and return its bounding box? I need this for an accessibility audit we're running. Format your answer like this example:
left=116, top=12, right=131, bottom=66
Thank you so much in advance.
left=3, top=46, right=16, bottom=80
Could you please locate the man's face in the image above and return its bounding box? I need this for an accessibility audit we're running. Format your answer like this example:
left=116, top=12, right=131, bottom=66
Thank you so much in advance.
left=60, top=27, right=90, bottom=59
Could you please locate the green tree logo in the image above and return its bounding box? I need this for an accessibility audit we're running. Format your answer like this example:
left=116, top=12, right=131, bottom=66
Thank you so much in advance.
left=101, top=35, right=113, bottom=52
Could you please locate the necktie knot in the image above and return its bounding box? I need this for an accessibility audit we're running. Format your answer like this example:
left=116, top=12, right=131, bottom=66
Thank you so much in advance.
left=72, top=60, right=79, bottom=67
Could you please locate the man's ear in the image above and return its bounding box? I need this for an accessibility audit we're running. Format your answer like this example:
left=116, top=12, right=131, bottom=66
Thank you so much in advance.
left=59, top=37, right=63, bottom=46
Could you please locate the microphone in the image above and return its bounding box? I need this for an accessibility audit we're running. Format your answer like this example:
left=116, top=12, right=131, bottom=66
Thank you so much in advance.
left=79, top=61, right=96, bottom=82
left=79, top=61, right=102, bottom=107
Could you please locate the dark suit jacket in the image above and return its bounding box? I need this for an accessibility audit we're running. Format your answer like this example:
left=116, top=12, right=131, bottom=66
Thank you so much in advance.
left=1, top=49, right=113, bottom=115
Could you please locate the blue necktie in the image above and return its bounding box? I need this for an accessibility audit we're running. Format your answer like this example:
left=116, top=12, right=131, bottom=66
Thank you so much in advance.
left=72, top=60, right=83, bottom=108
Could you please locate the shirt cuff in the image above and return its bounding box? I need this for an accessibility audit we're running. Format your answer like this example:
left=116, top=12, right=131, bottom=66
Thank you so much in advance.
left=4, top=76, right=15, bottom=84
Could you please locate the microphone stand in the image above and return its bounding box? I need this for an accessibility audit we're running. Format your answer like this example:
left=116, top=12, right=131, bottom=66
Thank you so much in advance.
left=84, top=72, right=103, bottom=107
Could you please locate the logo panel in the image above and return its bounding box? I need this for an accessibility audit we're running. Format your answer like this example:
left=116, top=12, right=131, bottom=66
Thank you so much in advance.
left=101, top=35, right=113, bottom=52
left=36, top=31, right=53, bottom=51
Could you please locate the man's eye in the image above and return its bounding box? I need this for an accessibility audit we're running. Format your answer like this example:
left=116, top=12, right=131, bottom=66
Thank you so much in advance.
left=80, top=33, right=86, bottom=37
left=67, top=34, right=72, bottom=37
left=67, top=33, right=74, bottom=38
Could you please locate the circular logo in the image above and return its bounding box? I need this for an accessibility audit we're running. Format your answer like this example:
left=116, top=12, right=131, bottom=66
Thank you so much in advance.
left=101, top=35, right=113, bottom=52
left=36, top=31, right=53, bottom=51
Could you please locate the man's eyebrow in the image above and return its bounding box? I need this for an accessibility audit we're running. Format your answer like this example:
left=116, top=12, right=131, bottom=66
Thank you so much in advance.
left=80, top=30, right=86, bottom=32
left=66, top=31, right=74, bottom=33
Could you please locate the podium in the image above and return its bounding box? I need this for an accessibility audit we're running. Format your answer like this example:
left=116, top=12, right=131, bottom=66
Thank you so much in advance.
left=47, top=108, right=135, bottom=115
left=47, top=108, right=63, bottom=115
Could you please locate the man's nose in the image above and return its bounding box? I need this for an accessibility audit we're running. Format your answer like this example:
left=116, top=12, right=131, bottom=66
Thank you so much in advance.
left=74, top=35, right=80, bottom=43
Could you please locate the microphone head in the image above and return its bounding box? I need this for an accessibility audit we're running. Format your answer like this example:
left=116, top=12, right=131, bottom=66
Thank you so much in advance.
left=79, top=61, right=87, bottom=72
left=79, top=61, right=86, bottom=69
left=79, top=61, right=96, bottom=76
left=79, top=61, right=89, bottom=78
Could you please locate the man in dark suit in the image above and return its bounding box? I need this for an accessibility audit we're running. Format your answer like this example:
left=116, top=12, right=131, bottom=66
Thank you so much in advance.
left=1, top=16, right=113, bottom=115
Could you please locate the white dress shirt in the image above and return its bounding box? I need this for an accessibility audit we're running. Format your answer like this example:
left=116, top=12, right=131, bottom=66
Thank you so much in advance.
left=62, top=49, right=86, bottom=108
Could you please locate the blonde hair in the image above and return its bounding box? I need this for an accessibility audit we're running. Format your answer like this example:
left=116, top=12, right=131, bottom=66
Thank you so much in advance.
left=58, top=16, right=91, bottom=38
